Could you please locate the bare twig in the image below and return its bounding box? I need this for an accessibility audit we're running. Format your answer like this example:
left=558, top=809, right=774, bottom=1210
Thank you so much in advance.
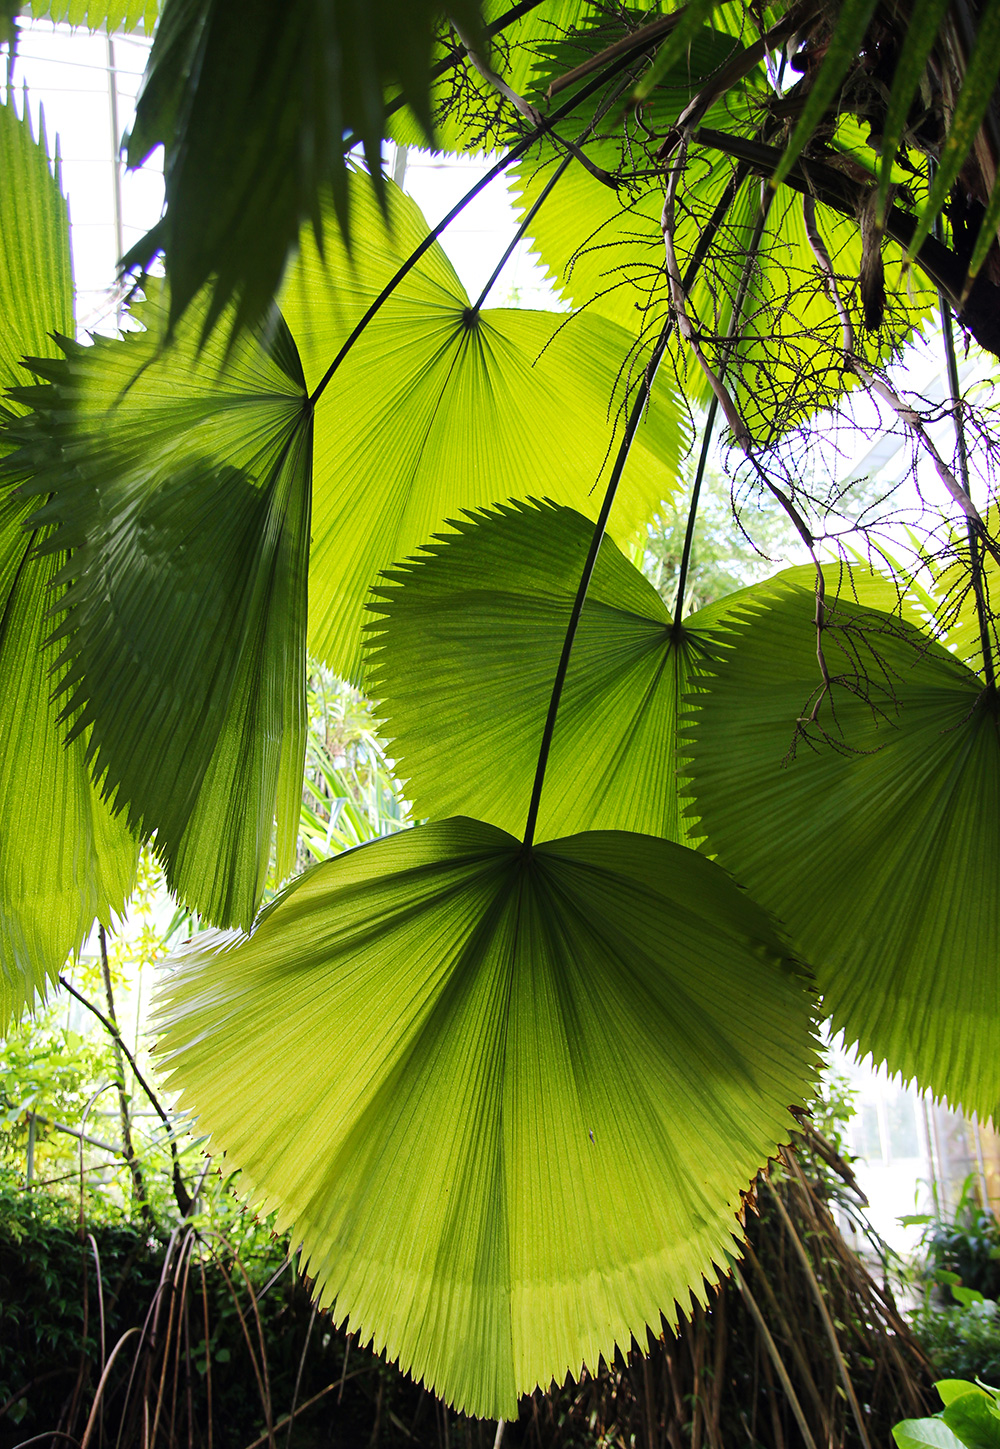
left=802, top=192, right=1000, bottom=576
left=547, top=12, right=679, bottom=97
left=661, top=141, right=751, bottom=447
left=59, top=974, right=192, bottom=1217
left=663, top=161, right=834, bottom=714
left=78, top=1329, right=141, bottom=1449
left=451, top=15, right=617, bottom=186
left=661, top=5, right=810, bottom=151
left=98, top=925, right=151, bottom=1222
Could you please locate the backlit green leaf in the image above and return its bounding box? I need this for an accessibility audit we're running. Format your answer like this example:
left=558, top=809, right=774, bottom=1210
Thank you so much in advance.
left=30, top=0, right=158, bottom=28
left=282, top=175, right=687, bottom=676
left=366, top=499, right=750, bottom=842
left=683, top=576, right=1000, bottom=1117
left=0, top=98, right=137, bottom=1027
left=156, top=816, right=816, bottom=1418
left=631, top=0, right=722, bottom=101
left=387, top=0, right=599, bottom=154
left=367, top=507, right=903, bottom=845
left=512, top=106, right=934, bottom=442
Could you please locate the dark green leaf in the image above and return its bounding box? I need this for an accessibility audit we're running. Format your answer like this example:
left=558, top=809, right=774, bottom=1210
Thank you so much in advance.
left=14, top=284, right=311, bottom=930
left=122, top=0, right=486, bottom=343
left=943, top=1392, right=1000, bottom=1449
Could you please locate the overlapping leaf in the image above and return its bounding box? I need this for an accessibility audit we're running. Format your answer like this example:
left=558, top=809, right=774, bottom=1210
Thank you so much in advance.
left=0, top=99, right=137, bottom=1027
left=365, top=503, right=907, bottom=842
left=9, top=170, right=682, bottom=930
left=281, top=173, right=687, bottom=675
left=683, top=575, right=1000, bottom=1118
left=15, top=284, right=311, bottom=931
left=366, top=499, right=752, bottom=842
left=156, top=816, right=816, bottom=1418
left=122, top=0, right=485, bottom=342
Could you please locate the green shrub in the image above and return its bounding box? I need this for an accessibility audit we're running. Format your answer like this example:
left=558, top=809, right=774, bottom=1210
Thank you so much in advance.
left=910, top=1294, right=1000, bottom=1387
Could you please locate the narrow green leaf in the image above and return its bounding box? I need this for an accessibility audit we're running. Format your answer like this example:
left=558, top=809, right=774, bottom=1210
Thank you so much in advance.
left=771, top=0, right=879, bottom=190
left=875, top=0, right=951, bottom=223
left=906, top=0, right=1000, bottom=263
left=156, top=816, right=816, bottom=1418
left=13, top=284, right=311, bottom=930
left=684, top=578, right=1000, bottom=1118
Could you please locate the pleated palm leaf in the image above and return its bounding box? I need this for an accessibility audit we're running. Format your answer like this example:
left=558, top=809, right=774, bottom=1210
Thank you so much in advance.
left=0, top=99, right=137, bottom=1029
left=156, top=817, right=818, bottom=1419
left=366, top=498, right=771, bottom=843
left=9, top=171, right=685, bottom=934
left=5, top=0, right=1000, bottom=1423
left=682, top=569, right=1000, bottom=1120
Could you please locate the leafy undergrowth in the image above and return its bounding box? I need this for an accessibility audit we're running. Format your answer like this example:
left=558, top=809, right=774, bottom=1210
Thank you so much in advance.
left=0, top=1127, right=937, bottom=1449
left=911, top=1297, right=1000, bottom=1387
left=904, top=1186, right=1000, bottom=1391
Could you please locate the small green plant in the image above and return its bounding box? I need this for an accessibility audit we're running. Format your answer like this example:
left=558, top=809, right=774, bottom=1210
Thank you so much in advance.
left=917, top=1180, right=1000, bottom=1303
left=894, top=1378, right=1000, bottom=1448
left=909, top=1289, right=1000, bottom=1388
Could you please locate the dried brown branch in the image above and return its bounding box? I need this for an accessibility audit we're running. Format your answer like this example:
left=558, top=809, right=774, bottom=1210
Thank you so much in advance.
left=546, top=11, right=680, bottom=97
